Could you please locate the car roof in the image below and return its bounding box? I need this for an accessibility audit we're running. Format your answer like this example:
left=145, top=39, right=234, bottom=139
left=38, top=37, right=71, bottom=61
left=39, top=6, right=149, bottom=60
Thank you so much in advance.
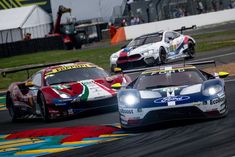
left=141, top=64, right=196, bottom=75
left=43, top=62, right=98, bottom=74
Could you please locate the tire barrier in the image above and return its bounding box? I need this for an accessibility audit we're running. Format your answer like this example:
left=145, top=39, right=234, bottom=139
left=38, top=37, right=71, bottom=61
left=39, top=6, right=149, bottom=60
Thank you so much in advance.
left=0, top=36, right=65, bottom=57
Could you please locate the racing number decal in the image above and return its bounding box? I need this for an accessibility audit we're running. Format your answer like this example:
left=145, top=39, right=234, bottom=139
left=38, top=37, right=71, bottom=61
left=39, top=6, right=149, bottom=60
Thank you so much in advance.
left=169, top=44, right=177, bottom=52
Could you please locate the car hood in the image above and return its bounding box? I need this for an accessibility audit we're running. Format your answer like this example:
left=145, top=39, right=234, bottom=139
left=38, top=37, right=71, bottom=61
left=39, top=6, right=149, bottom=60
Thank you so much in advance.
left=51, top=79, right=116, bottom=101
left=114, top=43, right=160, bottom=56
left=139, top=84, right=202, bottom=99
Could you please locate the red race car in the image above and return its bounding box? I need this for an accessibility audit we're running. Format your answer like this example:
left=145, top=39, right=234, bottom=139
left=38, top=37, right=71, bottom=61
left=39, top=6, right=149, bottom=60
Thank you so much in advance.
left=4, top=61, right=130, bottom=121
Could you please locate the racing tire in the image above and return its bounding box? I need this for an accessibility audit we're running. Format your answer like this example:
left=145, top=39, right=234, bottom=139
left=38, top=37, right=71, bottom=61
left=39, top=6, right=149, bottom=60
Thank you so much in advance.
left=186, top=40, right=195, bottom=59
left=159, top=47, right=167, bottom=64
left=38, top=93, right=50, bottom=122
left=6, top=93, right=19, bottom=122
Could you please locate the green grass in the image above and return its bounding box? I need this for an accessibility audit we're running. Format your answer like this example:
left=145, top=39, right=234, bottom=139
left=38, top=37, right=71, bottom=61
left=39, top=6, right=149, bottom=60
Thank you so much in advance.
left=1, top=30, right=235, bottom=90
left=192, top=29, right=235, bottom=40
left=196, top=40, right=235, bottom=52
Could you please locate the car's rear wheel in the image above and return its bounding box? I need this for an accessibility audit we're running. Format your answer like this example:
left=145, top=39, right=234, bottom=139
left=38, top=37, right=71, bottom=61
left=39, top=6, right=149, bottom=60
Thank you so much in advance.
left=186, top=40, right=195, bottom=59
left=6, top=93, right=19, bottom=122
left=38, top=93, right=50, bottom=122
left=159, top=47, right=167, bottom=64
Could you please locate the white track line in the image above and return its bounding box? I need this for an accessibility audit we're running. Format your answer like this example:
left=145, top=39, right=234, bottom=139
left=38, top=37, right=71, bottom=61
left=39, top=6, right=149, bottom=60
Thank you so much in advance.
left=194, top=52, right=235, bottom=62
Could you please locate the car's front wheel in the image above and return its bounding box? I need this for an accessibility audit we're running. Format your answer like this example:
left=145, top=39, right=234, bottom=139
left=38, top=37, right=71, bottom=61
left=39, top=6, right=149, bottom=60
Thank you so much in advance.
left=38, top=93, right=50, bottom=122
left=159, top=47, right=167, bottom=64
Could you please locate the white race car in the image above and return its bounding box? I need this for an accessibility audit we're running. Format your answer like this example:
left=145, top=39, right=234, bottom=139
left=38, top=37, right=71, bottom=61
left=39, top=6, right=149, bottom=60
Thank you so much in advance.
left=110, top=30, right=196, bottom=71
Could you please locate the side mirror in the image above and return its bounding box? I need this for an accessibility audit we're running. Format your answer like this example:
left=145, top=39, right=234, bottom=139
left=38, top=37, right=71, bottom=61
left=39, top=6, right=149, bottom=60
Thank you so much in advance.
left=111, top=83, right=122, bottom=89
left=114, top=67, right=122, bottom=73
left=25, top=81, right=34, bottom=87
left=218, top=72, right=229, bottom=78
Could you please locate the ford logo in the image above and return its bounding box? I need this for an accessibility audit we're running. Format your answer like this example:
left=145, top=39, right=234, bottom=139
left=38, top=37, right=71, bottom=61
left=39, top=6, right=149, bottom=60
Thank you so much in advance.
left=154, top=96, right=190, bottom=103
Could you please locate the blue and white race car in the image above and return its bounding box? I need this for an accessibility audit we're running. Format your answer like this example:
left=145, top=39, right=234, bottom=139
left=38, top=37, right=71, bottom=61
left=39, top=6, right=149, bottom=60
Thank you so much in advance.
left=117, top=62, right=229, bottom=129
left=110, top=30, right=196, bottom=71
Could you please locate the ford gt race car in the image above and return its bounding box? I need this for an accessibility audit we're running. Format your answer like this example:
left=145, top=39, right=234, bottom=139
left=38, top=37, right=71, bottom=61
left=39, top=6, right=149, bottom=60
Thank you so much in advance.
left=117, top=62, right=229, bottom=129
left=110, top=30, right=195, bottom=71
left=4, top=61, right=130, bottom=122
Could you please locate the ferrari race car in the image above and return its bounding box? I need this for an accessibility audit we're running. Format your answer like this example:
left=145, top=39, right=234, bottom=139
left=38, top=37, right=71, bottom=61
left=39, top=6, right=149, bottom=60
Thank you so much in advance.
left=4, top=61, right=130, bottom=121
left=110, top=30, right=195, bottom=71
left=117, top=61, right=229, bottom=129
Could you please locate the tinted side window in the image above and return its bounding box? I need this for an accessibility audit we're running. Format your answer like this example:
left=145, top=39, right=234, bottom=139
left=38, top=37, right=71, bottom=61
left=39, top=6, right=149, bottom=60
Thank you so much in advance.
left=172, top=32, right=180, bottom=38
left=165, top=32, right=174, bottom=42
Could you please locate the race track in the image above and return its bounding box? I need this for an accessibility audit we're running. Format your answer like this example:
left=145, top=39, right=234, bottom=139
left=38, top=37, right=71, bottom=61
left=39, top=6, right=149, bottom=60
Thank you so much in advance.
left=1, top=23, right=235, bottom=157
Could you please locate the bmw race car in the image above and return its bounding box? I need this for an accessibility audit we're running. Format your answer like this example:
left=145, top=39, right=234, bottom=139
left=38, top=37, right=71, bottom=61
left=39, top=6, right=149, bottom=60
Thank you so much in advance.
left=117, top=61, right=229, bottom=129
left=110, top=30, right=195, bottom=71
left=4, top=61, right=130, bottom=122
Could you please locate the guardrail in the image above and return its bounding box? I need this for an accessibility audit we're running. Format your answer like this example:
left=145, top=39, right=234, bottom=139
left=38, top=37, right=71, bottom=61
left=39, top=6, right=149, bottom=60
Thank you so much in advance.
left=0, top=36, right=65, bottom=57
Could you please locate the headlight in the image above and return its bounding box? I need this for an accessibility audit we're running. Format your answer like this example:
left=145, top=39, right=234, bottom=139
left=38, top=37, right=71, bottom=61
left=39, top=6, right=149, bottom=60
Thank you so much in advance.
left=203, top=85, right=222, bottom=96
left=52, top=88, right=71, bottom=98
left=123, top=94, right=139, bottom=106
left=142, top=49, right=154, bottom=56
left=60, top=93, right=70, bottom=98
left=118, top=90, right=140, bottom=107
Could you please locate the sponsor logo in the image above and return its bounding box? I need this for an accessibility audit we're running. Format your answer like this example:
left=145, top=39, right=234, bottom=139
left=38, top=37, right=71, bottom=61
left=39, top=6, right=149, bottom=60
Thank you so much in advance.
left=119, top=108, right=134, bottom=114
left=154, top=96, right=190, bottom=103
left=210, top=96, right=225, bottom=105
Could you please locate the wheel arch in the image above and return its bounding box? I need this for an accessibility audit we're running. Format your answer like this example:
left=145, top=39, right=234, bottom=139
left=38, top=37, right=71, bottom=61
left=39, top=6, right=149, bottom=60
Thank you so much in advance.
left=188, top=37, right=196, bottom=45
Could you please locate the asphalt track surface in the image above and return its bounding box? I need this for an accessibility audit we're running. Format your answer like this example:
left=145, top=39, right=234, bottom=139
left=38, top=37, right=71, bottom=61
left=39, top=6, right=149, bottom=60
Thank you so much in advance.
left=1, top=23, right=235, bottom=156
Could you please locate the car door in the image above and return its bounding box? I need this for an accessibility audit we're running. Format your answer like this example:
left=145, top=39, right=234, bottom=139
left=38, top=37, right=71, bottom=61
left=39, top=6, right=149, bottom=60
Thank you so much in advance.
left=164, top=31, right=182, bottom=57
left=28, top=72, right=42, bottom=112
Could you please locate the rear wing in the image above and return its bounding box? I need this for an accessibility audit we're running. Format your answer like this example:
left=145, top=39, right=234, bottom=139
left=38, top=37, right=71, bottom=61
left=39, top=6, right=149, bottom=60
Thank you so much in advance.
left=0, top=59, right=79, bottom=78
left=122, top=60, right=216, bottom=74
left=174, top=25, right=197, bottom=34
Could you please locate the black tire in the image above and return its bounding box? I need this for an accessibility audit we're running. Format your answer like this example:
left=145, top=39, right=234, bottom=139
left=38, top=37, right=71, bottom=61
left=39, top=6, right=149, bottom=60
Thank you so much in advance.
left=6, top=94, right=19, bottom=122
left=38, top=93, right=50, bottom=122
left=186, top=40, right=195, bottom=59
left=159, top=47, right=167, bottom=64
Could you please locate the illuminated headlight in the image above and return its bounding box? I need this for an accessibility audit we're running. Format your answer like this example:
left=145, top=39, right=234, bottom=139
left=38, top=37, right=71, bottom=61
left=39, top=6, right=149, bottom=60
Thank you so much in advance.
left=60, top=93, right=70, bottom=98
left=119, top=90, right=140, bottom=107
left=124, top=94, right=139, bottom=106
left=203, top=85, right=222, bottom=96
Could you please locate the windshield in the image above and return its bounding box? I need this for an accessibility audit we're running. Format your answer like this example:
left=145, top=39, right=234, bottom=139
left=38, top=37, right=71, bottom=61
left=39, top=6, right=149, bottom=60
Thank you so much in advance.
left=134, top=69, right=205, bottom=90
left=45, top=67, right=109, bottom=85
left=127, top=34, right=162, bottom=48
